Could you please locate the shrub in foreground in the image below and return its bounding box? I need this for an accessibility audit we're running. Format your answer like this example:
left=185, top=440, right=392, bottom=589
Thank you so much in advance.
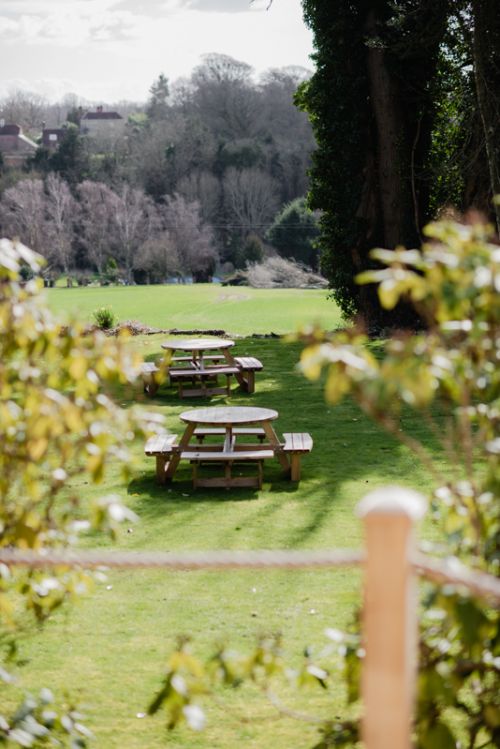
left=0, top=238, right=164, bottom=746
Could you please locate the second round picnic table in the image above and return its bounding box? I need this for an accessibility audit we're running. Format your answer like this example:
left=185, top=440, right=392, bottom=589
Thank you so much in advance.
left=160, top=337, right=263, bottom=397
left=161, top=337, right=235, bottom=367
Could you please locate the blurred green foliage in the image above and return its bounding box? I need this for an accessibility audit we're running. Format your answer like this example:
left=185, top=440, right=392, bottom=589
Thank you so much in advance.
left=0, top=238, right=164, bottom=746
left=299, top=216, right=500, bottom=747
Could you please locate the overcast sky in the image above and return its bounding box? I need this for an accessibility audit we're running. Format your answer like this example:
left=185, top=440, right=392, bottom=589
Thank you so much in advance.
left=0, top=0, right=314, bottom=103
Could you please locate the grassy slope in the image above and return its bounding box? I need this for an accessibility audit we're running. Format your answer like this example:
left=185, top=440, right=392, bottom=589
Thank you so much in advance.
left=46, top=284, right=343, bottom=335
left=10, top=334, right=442, bottom=749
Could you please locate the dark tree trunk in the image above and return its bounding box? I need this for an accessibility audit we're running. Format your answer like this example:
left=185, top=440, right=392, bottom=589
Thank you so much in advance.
left=365, top=11, right=411, bottom=249
left=471, top=0, right=500, bottom=231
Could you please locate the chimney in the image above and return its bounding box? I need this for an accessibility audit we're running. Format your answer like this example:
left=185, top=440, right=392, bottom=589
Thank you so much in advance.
left=97, top=105, right=103, bottom=113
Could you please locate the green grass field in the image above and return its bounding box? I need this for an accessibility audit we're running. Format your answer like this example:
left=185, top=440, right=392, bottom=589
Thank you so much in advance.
left=7, top=328, right=443, bottom=749
left=46, top=284, right=343, bottom=335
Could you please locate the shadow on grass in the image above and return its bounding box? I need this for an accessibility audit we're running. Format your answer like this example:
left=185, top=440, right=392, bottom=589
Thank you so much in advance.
left=128, top=474, right=263, bottom=510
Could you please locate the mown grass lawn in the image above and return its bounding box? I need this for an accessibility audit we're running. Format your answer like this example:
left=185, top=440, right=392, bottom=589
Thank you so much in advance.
left=9, top=315, right=444, bottom=748
left=11, top=333, right=443, bottom=748
left=46, top=284, right=343, bottom=335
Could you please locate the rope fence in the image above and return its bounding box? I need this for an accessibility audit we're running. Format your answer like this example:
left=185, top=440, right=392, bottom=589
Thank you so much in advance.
left=0, top=547, right=364, bottom=571
left=1, top=547, right=498, bottom=605
left=413, top=552, right=500, bottom=604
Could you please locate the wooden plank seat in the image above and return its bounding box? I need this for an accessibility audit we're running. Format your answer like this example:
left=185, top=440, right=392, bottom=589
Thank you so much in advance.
left=233, top=356, right=263, bottom=394
left=141, top=362, right=160, bottom=396
left=184, top=448, right=275, bottom=489
left=169, top=365, right=240, bottom=398
left=282, top=432, right=313, bottom=481
left=144, top=434, right=178, bottom=483
left=234, top=356, right=263, bottom=371
left=168, top=365, right=239, bottom=378
left=144, top=435, right=274, bottom=489
left=193, top=427, right=266, bottom=443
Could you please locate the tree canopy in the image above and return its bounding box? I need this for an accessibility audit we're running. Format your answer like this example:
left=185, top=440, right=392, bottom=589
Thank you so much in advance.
left=297, top=0, right=500, bottom=326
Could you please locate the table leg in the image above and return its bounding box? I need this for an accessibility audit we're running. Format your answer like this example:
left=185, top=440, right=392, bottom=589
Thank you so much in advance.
left=165, top=422, right=196, bottom=480
left=223, top=425, right=233, bottom=453
left=222, top=347, right=246, bottom=389
left=156, top=455, right=169, bottom=484
left=245, top=370, right=255, bottom=394
left=224, top=460, right=232, bottom=489
left=262, top=421, right=290, bottom=472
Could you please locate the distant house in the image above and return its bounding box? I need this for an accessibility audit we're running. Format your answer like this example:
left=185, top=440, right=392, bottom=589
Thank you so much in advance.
left=42, top=128, right=66, bottom=151
left=0, top=122, right=38, bottom=167
left=80, top=106, right=125, bottom=140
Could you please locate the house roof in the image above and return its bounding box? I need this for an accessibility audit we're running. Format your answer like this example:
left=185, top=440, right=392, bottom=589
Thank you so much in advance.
left=81, top=111, right=123, bottom=120
left=0, top=123, right=37, bottom=150
left=18, top=134, right=38, bottom=149
left=0, top=124, right=21, bottom=135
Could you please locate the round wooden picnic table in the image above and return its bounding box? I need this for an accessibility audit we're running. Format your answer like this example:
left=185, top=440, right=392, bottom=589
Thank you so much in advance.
left=180, top=406, right=278, bottom=426
left=175, top=406, right=286, bottom=488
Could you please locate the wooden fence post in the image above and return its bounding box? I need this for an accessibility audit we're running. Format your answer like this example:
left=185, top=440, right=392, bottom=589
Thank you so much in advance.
left=357, top=486, right=426, bottom=749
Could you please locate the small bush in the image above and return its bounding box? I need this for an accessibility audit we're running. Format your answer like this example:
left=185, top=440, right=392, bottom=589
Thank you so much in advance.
left=92, top=306, right=116, bottom=330
left=103, top=257, right=119, bottom=284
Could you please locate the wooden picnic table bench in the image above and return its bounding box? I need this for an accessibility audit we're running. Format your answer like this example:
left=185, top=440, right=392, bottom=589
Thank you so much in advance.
left=233, top=356, right=263, bottom=394
left=141, top=361, right=161, bottom=396
left=168, top=365, right=240, bottom=397
left=193, top=426, right=266, bottom=442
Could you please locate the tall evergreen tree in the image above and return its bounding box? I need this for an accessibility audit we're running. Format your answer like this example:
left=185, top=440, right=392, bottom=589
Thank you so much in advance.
left=297, top=0, right=451, bottom=325
left=48, top=124, right=90, bottom=186
left=146, top=73, right=170, bottom=122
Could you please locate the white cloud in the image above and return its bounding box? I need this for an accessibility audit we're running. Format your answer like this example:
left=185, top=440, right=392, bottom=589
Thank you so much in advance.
left=0, top=0, right=313, bottom=102
left=0, top=77, right=78, bottom=101
left=0, top=7, right=141, bottom=46
left=0, top=17, right=19, bottom=34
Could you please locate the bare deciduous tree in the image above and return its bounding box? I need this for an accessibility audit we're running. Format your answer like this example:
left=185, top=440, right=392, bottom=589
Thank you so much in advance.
left=191, top=54, right=262, bottom=140
left=160, top=194, right=218, bottom=282
left=177, top=170, right=221, bottom=223
left=45, top=173, right=76, bottom=274
left=112, top=184, right=156, bottom=283
left=0, top=179, right=49, bottom=257
left=0, top=90, right=50, bottom=133
left=259, top=67, right=314, bottom=202
left=136, top=232, right=180, bottom=283
left=77, top=181, right=118, bottom=274
left=223, top=167, right=280, bottom=236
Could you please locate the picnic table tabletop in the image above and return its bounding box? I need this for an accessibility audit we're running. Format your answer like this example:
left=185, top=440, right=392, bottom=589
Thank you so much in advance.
left=180, top=406, right=278, bottom=426
left=161, top=337, right=235, bottom=352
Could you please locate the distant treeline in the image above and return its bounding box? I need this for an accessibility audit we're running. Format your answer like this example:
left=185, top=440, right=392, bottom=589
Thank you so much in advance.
left=0, top=55, right=319, bottom=280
